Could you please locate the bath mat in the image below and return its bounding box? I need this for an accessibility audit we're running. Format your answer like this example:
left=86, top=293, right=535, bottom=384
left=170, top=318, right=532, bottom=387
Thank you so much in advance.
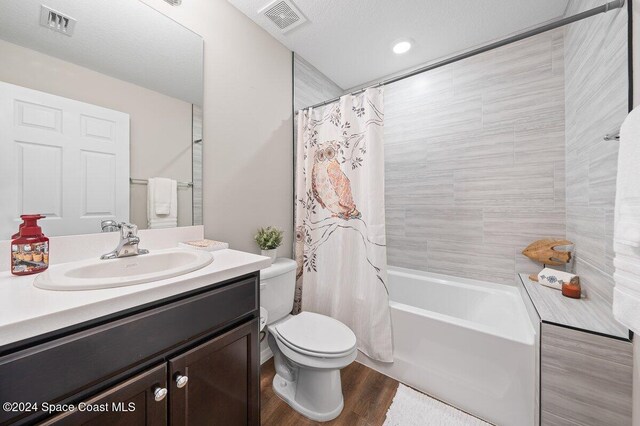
left=383, top=384, right=490, bottom=426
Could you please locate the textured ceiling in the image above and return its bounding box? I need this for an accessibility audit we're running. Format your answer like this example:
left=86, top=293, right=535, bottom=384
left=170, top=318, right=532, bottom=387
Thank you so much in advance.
left=228, top=0, right=569, bottom=89
left=0, top=0, right=203, bottom=105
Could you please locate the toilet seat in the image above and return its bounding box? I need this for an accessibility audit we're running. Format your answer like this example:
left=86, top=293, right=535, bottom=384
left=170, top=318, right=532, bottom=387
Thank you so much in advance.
left=275, top=312, right=357, bottom=357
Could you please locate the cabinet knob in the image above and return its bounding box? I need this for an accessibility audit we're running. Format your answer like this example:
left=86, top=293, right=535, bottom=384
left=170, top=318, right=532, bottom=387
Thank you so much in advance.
left=175, top=374, right=189, bottom=388
left=153, top=386, right=168, bottom=402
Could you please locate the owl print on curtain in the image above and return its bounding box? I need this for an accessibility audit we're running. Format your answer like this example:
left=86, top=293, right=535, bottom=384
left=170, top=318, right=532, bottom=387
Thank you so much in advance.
left=293, top=87, right=393, bottom=362
left=311, top=141, right=361, bottom=220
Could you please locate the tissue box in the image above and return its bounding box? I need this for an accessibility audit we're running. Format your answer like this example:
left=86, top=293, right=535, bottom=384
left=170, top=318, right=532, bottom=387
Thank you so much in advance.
left=179, top=239, right=229, bottom=252
left=538, top=267, right=576, bottom=291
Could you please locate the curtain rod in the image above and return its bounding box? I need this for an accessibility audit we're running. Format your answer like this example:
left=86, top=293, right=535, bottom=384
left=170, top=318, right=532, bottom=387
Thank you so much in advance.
left=302, top=0, right=625, bottom=111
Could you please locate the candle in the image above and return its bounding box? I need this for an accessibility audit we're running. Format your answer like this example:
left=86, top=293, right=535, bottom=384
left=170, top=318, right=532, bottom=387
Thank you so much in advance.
left=562, top=277, right=582, bottom=299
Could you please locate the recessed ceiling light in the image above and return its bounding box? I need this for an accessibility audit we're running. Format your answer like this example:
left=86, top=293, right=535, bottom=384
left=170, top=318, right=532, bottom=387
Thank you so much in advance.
left=393, top=40, right=412, bottom=55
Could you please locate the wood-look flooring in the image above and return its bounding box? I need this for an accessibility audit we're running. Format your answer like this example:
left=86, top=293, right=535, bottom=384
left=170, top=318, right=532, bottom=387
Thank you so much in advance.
left=260, top=358, right=399, bottom=426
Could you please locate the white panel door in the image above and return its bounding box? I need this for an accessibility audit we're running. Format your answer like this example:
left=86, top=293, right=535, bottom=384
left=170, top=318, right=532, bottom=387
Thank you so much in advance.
left=0, top=81, right=129, bottom=238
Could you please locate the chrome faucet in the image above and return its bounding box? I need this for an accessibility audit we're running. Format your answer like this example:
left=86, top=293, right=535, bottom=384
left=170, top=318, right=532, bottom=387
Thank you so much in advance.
left=100, top=222, right=149, bottom=260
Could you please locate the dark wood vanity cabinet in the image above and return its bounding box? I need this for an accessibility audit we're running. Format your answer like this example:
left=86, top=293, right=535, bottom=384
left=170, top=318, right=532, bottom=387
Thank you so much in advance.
left=0, top=273, right=260, bottom=426
left=40, top=364, right=168, bottom=426
left=169, top=321, right=259, bottom=426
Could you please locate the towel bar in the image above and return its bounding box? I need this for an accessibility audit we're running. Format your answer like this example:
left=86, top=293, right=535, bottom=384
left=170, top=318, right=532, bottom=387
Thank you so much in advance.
left=604, top=132, right=620, bottom=141
left=129, top=178, right=193, bottom=188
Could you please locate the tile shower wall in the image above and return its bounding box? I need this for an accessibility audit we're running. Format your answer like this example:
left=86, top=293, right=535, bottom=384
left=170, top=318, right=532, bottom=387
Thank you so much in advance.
left=564, top=0, right=628, bottom=303
left=293, top=54, right=344, bottom=255
left=192, top=105, right=203, bottom=226
left=384, top=29, right=566, bottom=284
left=294, top=54, right=344, bottom=112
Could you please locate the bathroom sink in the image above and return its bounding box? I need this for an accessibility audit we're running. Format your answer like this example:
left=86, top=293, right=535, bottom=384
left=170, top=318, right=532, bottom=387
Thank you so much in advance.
left=33, top=248, right=214, bottom=291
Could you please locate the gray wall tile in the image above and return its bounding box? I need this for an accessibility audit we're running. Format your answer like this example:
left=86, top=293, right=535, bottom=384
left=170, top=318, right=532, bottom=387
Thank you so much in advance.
left=406, top=207, right=484, bottom=243
left=427, top=241, right=516, bottom=284
left=293, top=54, right=344, bottom=112
left=514, top=118, right=564, bottom=165
left=425, top=124, right=515, bottom=172
left=567, top=206, right=607, bottom=272
left=454, top=165, right=556, bottom=207
left=452, top=51, right=493, bottom=97
left=386, top=169, right=454, bottom=206
left=483, top=208, right=566, bottom=247
left=564, top=0, right=628, bottom=304
left=385, top=94, right=484, bottom=144
left=387, top=234, right=428, bottom=270
left=384, top=29, right=567, bottom=283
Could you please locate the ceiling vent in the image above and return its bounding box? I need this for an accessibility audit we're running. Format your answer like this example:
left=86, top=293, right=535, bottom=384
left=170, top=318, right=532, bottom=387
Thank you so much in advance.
left=39, top=5, right=76, bottom=36
left=259, top=0, right=307, bottom=33
left=162, top=0, right=182, bottom=5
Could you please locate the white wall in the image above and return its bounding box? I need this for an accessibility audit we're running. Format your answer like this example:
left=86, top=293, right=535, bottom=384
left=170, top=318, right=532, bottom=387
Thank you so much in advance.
left=0, top=38, right=194, bottom=230
left=140, top=0, right=293, bottom=255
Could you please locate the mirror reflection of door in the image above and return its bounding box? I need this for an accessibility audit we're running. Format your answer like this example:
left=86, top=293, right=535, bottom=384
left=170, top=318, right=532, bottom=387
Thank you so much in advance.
left=0, top=0, right=203, bottom=239
left=0, top=81, right=130, bottom=238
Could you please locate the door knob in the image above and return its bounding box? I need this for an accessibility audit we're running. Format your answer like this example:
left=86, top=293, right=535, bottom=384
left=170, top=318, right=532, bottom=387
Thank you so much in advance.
left=153, top=386, right=168, bottom=402
left=175, top=374, right=189, bottom=388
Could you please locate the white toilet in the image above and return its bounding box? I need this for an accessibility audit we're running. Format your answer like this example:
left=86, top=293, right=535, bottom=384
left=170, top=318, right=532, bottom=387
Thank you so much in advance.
left=260, top=258, right=357, bottom=422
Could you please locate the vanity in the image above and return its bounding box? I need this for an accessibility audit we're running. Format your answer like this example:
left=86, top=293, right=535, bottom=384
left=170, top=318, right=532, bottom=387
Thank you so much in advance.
left=0, top=228, right=270, bottom=425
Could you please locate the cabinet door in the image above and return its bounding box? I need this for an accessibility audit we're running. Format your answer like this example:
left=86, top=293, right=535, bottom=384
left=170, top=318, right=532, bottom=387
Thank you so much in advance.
left=169, top=319, right=259, bottom=426
left=541, top=324, right=633, bottom=425
left=40, top=364, right=167, bottom=426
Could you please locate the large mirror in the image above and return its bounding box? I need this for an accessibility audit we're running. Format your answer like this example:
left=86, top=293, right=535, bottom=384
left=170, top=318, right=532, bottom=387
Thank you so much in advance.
left=0, top=0, right=203, bottom=238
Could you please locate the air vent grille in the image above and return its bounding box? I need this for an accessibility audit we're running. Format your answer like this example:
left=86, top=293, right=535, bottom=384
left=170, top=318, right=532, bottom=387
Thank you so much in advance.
left=162, top=0, right=182, bottom=5
left=40, top=5, right=76, bottom=36
left=259, top=0, right=307, bottom=33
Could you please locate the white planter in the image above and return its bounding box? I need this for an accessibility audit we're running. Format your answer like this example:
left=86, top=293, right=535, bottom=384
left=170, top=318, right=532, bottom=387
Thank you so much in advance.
left=261, top=248, right=277, bottom=264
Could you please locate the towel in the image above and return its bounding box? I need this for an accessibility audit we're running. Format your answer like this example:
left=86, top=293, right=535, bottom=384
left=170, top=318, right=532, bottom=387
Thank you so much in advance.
left=147, top=177, right=177, bottom=229
left=153, top=177, right=174, bottom=215
left=613, top=107, right=640, bottom=334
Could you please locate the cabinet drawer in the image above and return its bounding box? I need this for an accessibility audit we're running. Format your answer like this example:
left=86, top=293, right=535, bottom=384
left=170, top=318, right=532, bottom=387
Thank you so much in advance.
left=0, top=276, right=257, bottom=425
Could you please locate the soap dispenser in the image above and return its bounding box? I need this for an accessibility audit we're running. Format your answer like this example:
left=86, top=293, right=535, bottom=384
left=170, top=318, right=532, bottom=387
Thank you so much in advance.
left=11, top=214, right=49, bottom=276
left=11, top=219, right=25, bottom=240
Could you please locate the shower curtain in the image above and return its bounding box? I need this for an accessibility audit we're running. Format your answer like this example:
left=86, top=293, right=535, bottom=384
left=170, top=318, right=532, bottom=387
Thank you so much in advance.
left=294, top=88, right=393, bottom=362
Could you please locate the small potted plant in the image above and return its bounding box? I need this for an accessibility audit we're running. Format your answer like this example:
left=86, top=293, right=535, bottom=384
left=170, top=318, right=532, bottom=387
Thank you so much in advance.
left=255, top=226, right=283, bottom=264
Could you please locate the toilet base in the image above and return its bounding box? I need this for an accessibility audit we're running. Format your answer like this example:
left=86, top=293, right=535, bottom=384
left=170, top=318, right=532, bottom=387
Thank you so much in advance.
left=272, top=373, right=345, bottom=422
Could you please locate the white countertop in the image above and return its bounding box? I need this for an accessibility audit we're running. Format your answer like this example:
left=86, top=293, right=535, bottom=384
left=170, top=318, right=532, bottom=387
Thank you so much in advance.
left=0, top=249, right=271, bottom=347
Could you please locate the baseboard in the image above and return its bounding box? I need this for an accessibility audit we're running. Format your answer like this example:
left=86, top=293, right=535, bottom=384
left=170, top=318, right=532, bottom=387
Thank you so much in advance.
left=261, top=346, right=273, bottom=365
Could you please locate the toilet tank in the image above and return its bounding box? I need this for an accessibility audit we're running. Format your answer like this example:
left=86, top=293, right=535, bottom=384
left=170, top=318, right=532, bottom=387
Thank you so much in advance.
left=260, top=258, right=297, bottom=325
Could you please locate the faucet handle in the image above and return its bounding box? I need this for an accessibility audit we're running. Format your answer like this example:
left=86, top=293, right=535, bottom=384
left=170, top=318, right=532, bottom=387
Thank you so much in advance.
left=119, top=222, right=138, bottom=238
left=101, top=220, right=120, bottom=233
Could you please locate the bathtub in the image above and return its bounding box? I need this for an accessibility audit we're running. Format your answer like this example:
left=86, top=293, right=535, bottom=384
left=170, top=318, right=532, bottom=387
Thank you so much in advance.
left=357, top=267, right=536, bottom=426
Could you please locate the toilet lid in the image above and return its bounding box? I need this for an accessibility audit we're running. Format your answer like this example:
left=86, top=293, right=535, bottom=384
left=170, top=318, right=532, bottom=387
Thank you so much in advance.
left=275, top=312, right=356, bottom=355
